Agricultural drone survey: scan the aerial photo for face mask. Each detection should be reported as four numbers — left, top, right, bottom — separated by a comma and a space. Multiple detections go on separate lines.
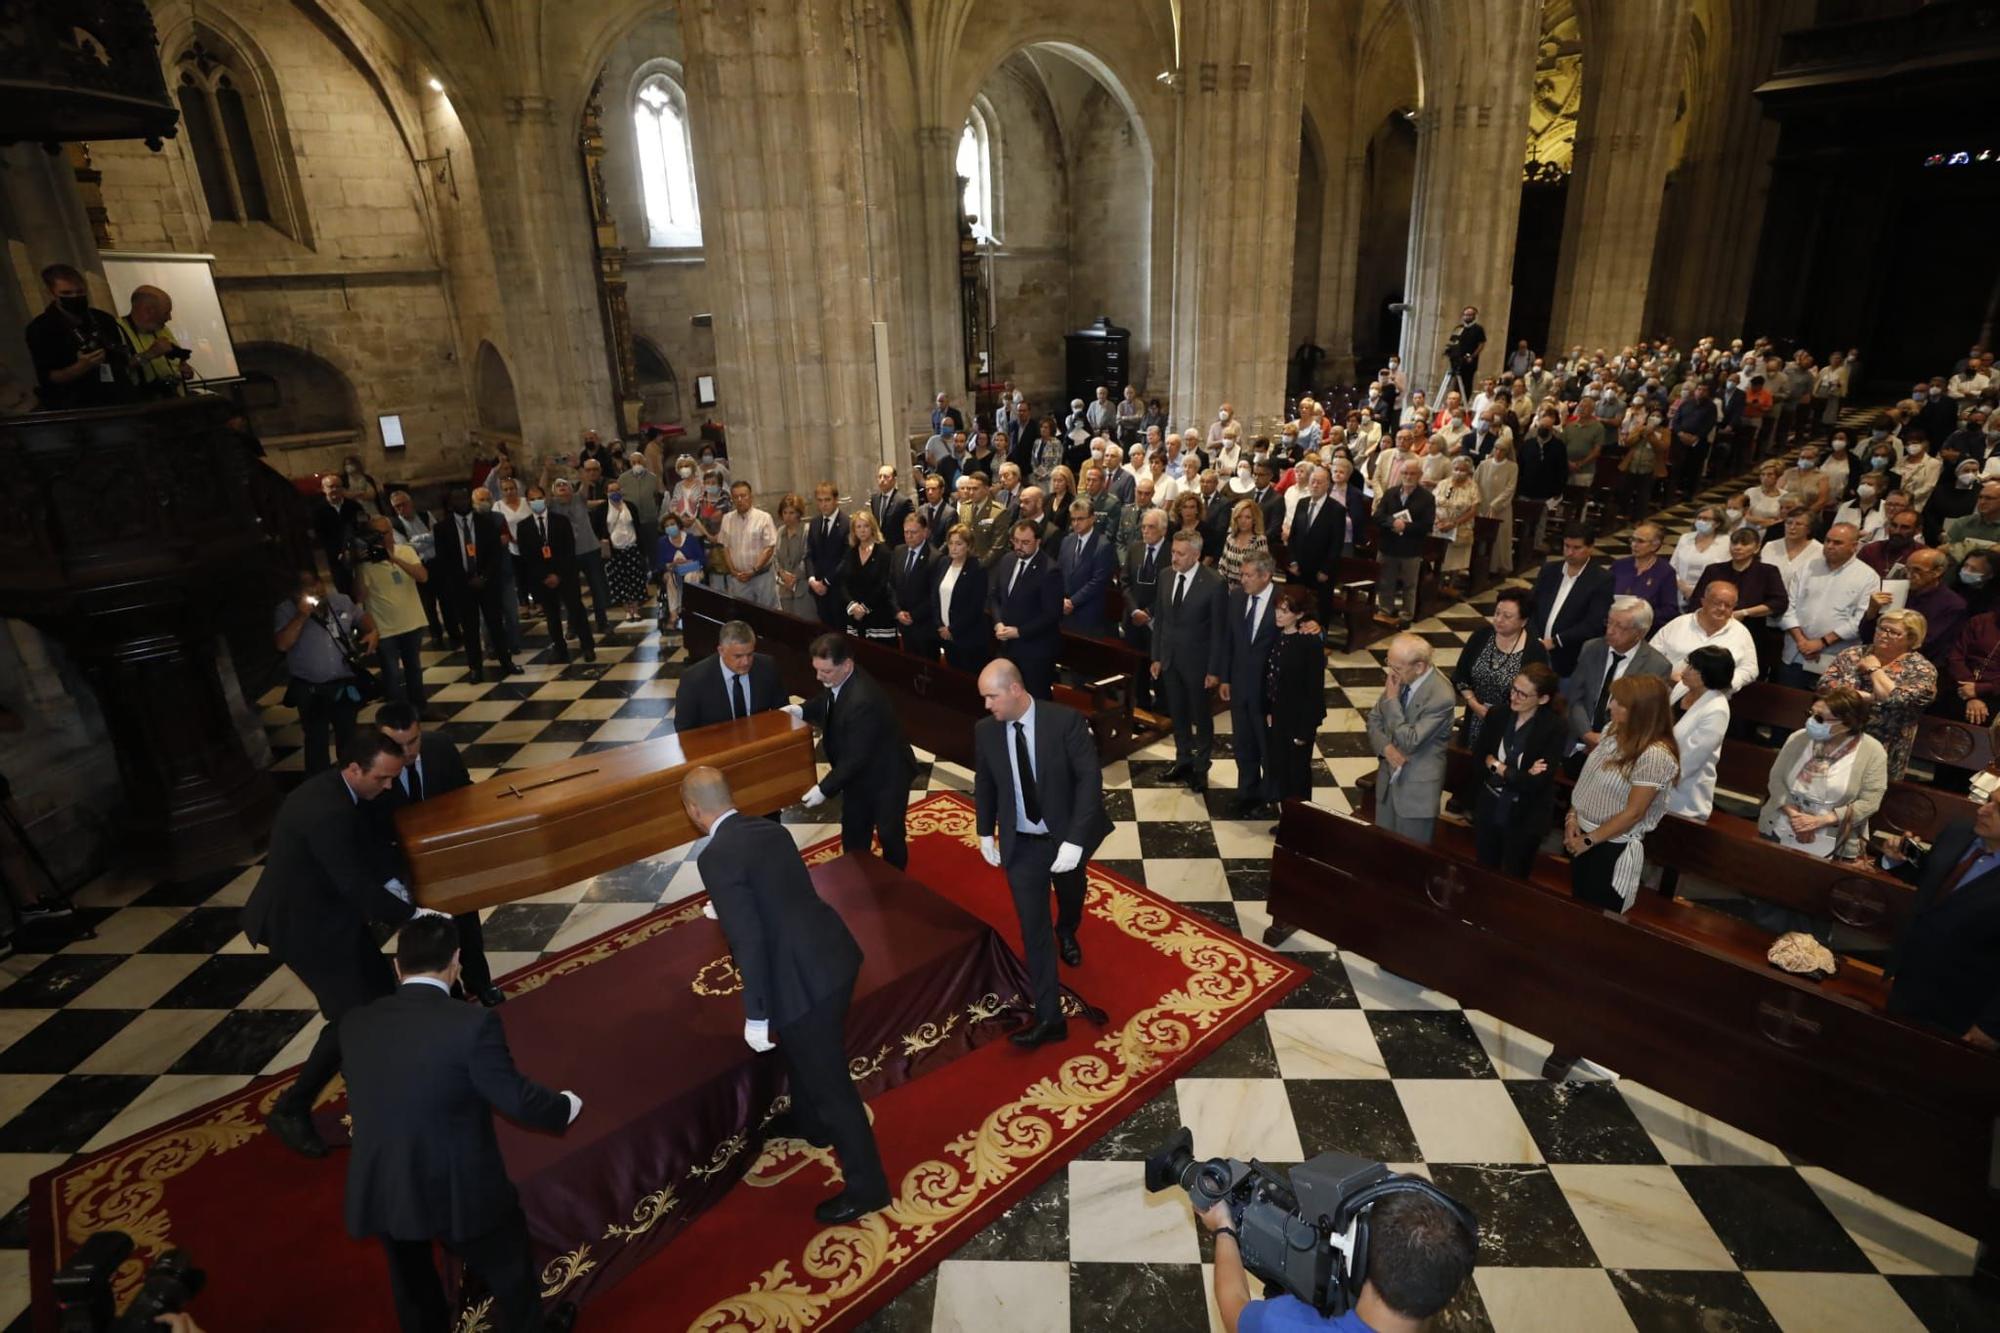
1961, 472, 1980, 489
1914, 390, 1928, 401
1694, 520, 1715, 536
1725, 508, 1743, 525
610, 495, 624, 505
1800, 454, 1819, 467
1908, 445, 1924, 457
1831, 439, 1847, 452
1236, 465, 1252, 481
529, 498, 547, 514
1871, 430, 1888, 441
57, 293, 88, 317
472, 500, 493, 514
1870, 457, 1890, 470
1963, 571, 1989, 588
1218, 411, 1230, 422
1857, 484, 1877, 501
679, 466, 694, 477
1648, 416, 1663, 427
664, 525, 680, 539
1804, 717, 1834, 742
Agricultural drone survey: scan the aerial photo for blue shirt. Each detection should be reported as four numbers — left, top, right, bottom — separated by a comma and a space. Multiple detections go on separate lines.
1240, 1296, 1375, 1333
1006, 702, 1050, 836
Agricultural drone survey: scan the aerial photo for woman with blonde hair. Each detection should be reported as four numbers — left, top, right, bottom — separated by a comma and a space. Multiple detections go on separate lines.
838, 508, 898, 641
1220, 497, 1270, 589
1817, 608, 1937, 779
1563, 673, 1680, 912
1434, 455, 1482, 594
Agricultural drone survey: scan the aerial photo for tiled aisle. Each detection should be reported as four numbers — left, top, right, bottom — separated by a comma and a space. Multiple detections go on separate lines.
0, 468, 1993, 1332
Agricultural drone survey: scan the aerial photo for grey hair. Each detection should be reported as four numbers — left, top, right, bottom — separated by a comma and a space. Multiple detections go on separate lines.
1608, 594, 1654, 632
718, 620, 757, 649
1242, 550, 1276, 576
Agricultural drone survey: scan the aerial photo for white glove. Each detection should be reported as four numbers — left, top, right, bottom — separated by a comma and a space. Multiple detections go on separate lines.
801, 783, 826, 808
384, 877, 412, 904
781, 703, 805, 720
979, 834, 1001, 867
1051, 841, 1084, 874
744, 1019, 775, 1053
561, 1091, 583, 1124
410, 905, 450, 921
702, 900, 719, 920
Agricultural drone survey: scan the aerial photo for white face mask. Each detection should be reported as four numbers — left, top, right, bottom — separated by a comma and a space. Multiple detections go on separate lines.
1236, 465, 1252, 481
1857, 484, 1877, 501
1218, 410, 1230, 422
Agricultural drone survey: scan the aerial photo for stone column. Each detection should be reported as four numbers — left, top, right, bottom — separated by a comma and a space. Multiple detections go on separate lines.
1644, 0, 1806, 343
1545, 0, 1691, 354
1315, 149, 1365, 384
1398, 0, 1541, 389
680, 0, 902, 496
1167, 0, 1312, 433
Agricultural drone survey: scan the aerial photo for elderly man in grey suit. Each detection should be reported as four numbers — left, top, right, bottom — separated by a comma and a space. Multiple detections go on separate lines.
1366, 633, 1456, 844
1565, 595, 1673, 770
1149, 529, 1225, 793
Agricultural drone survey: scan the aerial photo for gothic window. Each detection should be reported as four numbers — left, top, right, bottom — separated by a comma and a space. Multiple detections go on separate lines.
634, 74, 702, 247
175, 40, 276, 226
958, 107, 996, 242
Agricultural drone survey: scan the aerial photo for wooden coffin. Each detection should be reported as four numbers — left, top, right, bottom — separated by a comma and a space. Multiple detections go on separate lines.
396, 711, 816, 915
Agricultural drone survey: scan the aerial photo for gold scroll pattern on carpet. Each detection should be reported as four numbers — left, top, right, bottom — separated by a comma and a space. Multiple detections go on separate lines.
683, 796, 1286, 1331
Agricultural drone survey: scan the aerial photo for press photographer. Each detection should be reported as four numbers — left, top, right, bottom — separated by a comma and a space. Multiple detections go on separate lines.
51, 1228, 204, 1332
24, 263, 131, 411
115, 284, 196, 399
1148, 1128, 1477, 1332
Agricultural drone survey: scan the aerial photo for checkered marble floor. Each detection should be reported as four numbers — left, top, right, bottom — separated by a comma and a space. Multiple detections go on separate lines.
0, 461, 1993, 1331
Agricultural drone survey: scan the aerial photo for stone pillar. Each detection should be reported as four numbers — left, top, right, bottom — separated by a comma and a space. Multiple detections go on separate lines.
1398, 0, 1541, 389
1167, 0, 1312, 434
459, 93, 620, 443
1644, 0, 1806, 343
579, 80, 645, 435
1315, 150, 1365, 384
1545, 0, 1691, 354
680, 0, 902, 496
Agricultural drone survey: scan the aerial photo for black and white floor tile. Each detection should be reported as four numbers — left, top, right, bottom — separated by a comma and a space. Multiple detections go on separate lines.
1, 453, 1993, 1331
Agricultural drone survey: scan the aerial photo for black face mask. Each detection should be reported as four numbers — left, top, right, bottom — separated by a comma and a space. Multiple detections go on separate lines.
57, 293, 88, 317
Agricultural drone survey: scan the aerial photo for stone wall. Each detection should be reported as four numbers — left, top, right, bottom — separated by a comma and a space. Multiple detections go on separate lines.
982, 60, 1069, 409
1066, 81, 1151, 395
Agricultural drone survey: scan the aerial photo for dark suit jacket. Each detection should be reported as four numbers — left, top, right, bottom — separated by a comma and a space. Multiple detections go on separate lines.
972, 699, 1115, 861
377, 732, 471, 810
868, 491, 913, 543
1286, 493, 1346, 587
1059, 530, 1117, 633
697, 811, 862, 1026
1212, 585, 1280, 702
1527, 559, 1616, 677
803, 666, 915, 797
516, 512, 580, 589
242, 768, 412, 967
431, 510, 506, 589
804, 512, 851, 585
676, 651, 785, 733
1887, 820, 2000, 1036
1151, 563, 1225, 677
990, 549, 1064, 663
929, 556, 991, 657
341, 982, 570, 1243
1372, 484, 1437, 560
1267, 630, 1328, 742
1472, 705, 1569, 814
892, 543, 937, 634
919, 499, 956, 550
1122, 539, 1167, 632
1250, 487, 1285, 540
1564, 637, 1673, 747
1201, 492, 1233, 562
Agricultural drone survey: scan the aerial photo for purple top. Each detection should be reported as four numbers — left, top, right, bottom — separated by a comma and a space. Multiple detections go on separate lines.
1612, 556, 1680, 635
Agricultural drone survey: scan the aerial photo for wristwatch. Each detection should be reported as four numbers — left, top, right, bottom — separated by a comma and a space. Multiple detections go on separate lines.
1214, 1226, 1239, 1244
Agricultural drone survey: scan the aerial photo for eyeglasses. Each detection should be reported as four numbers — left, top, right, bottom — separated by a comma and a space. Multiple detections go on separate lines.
1508, 684, 1539, 699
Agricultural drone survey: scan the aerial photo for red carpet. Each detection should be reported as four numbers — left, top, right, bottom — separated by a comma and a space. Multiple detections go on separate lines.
29, 793, 1304, 1331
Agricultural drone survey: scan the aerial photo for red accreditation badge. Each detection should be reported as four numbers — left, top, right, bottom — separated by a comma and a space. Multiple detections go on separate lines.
542, 545, 554, 560
466, 541, 477, 558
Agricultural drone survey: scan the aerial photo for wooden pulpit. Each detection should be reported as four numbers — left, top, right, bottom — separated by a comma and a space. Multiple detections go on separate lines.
396, 711, 816, 915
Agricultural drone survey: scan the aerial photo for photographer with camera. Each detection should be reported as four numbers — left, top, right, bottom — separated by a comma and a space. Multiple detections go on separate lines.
114, 284, 195, 399
1150, 1127, 1476, 1333
274, 568, 378, 773
24, 262, 132, 411
352, 516, 433, 716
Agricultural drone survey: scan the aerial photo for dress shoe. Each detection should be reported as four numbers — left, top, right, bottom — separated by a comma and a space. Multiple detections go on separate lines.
813, 1188, 890, 1225
582, 650, 598, 663
266, 1105, 328, 1159
499, 660, 521, 677
466, 669, 486, 685
1009, 1018, 1069, 1050
545, 1302, 579, 1333
1057, 932, 1083, 967
1186, 771, 1208, 794
473, 984, 506, 1008
1160, 762, 1189, 783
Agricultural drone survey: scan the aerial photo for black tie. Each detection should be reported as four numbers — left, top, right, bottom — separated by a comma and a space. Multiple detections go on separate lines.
1142, 545, 1158, 583
731, 672, 748, 721
1009, 557, 1025, 599
1014, 721, 1042, 824
1175, 572, 1188, 608
1245, 592, 1258, 633
907, 548, 918, 577
461, 516, 475, 570
1594, 652, 1625, 730
408, 762, 423, 802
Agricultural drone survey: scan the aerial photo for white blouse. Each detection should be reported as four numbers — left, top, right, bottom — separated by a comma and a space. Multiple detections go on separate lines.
938, 560, 965, 619
1665, 684, 1731, 822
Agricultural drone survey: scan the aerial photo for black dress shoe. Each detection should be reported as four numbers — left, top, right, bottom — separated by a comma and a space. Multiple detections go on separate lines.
814, 1189, 890, 1225
466, 669, 485, 685
473, 984, 505, 1008
1058, 932, 1083, 967
1009, 1018, 1069, 1049
582, 650, 598, 663
1187, 771, 1208, 794
1161, 763, 1190, 783
266, 1105, 328, 1159
499, 660, 521, 677
544, 1301, 579, 1333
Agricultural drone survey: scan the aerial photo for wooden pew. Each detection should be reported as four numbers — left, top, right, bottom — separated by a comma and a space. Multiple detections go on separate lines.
1729, 680, 1995, 787
1267, 802, 2000, 1252
400, 711, 814, 915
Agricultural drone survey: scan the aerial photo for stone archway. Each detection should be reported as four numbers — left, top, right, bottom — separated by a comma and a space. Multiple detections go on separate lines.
473, 340, 522, 442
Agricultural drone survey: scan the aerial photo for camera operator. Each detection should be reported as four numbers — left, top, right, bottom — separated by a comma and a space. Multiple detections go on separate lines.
1198, 1191, 1475, 1333
1443, 305, 1486, 400
24, 263, 132, 411
115, 284, 195, 399
274, 568, 377, 773
352, 516, 432, 716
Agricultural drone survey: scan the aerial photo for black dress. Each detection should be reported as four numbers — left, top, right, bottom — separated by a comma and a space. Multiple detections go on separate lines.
1262, 629, 1327, 801
837, 543, 899, 640
1449, 627, 1549, 746
1470, 705, 1567, 876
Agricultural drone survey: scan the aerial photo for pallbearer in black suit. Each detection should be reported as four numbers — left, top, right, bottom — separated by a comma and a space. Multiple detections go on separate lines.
242, 730, 414, 1159
375, 701, 504, 1007
1150, 529, 1226, 793
893, 511, 938, 659
674, 621, 785, 733
973, 659, 1116, 1049
990, 521, 1064, 699
682, 767, 891, 1224
343, 915, 579, 1333
1880, 791, 2000, 1045
786, 633, 918, 867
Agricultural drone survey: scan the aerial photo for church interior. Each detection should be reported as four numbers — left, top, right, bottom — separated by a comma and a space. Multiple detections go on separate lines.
1, 0, 1999, 1328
